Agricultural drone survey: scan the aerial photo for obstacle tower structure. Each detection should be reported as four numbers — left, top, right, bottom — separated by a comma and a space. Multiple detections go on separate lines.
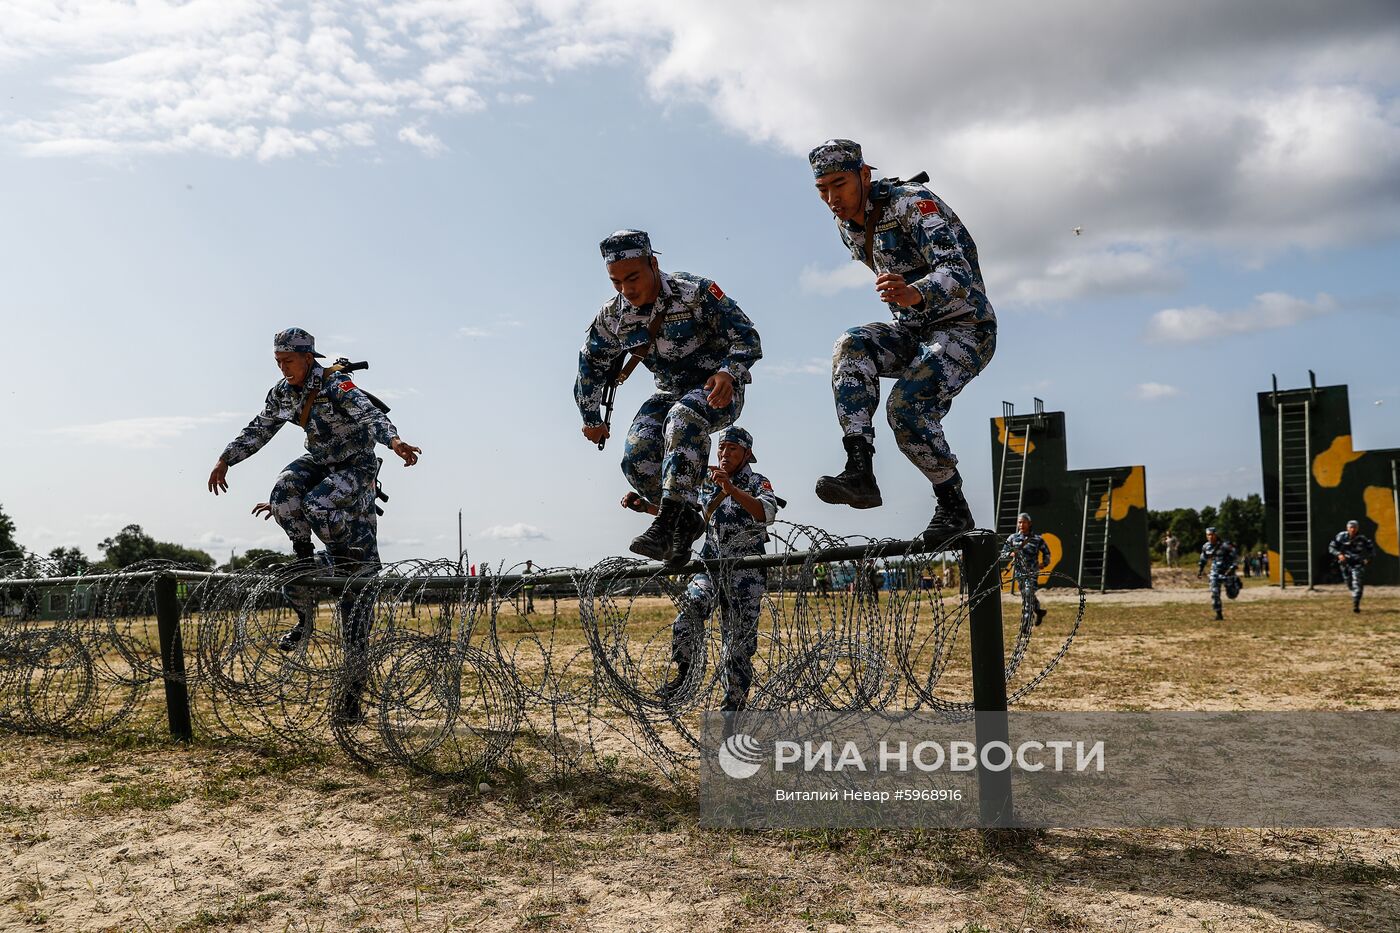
990, 399, 1151, 590
1258, 373, 1400, 588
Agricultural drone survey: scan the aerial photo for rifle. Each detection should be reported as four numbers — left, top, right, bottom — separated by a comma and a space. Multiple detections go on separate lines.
330, 358, 392, 415
596, 306, 665, 451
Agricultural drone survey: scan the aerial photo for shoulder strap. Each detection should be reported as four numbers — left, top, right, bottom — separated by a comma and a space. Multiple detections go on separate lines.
615, 307, 666, 387
297, 365, 342, 428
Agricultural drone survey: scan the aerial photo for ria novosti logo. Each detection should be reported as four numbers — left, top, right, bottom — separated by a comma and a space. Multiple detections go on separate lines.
717, 733, 764, 779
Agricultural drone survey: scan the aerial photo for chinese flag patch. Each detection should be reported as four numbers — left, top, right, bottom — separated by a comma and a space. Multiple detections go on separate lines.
761, 480, 773, 491
339, 380, 356, 391
916, 199, 940, 216
708, 282, 726, 301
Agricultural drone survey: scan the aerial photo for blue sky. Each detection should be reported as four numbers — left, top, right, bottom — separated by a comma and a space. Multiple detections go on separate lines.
2, 1, 1398, 567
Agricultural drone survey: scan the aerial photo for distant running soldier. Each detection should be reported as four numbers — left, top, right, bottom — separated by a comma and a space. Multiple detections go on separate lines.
1196, 527, 1240, 621
1329, 519, 1375, 613
638, 427, 779, 713
806, 139, 996, 546
208, 328, 421, 659
1001, 512, 1051, 627
577, 230, 762, 567
1161, 532, 1179, 568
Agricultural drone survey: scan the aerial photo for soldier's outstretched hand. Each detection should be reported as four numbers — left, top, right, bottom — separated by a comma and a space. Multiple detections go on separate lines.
390, 438, 421, 466
583, 424, 610, 445
705, 371, 734, 408
208, 459, 229, 495
252, 502, 273, 520
621, 491, 656, 515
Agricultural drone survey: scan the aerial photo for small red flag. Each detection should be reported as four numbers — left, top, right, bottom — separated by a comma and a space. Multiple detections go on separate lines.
916, 199, 939, 216
339, 380, 356, 391
708, 282, 726, 300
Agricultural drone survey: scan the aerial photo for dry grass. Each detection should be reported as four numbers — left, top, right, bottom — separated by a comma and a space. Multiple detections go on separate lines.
1, 579, 1397, 932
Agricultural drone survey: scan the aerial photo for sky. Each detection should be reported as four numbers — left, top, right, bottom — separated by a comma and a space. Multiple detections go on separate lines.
2, 0, 1398, 568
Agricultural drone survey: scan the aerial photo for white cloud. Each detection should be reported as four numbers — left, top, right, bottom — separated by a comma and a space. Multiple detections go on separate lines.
5, 0, 1398, 301
48, 412, 241, 449
798, 262, 870, 296
1147, 292, 1339, 343
766, 357, 830, 378
457, 326, 492, 338
1136, 382, 1181, 401
398, 124, 445, 156
479, 522, 548, 542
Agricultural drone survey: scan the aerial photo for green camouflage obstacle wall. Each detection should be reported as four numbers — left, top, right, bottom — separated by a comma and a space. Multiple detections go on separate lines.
989, 408, 1151, 590
1258, 380, 1400, 586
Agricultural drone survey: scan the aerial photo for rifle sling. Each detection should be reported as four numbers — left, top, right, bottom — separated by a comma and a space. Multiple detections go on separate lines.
861, 195, 887, 272
297, 364, 345, 429
615, 306, 666, 387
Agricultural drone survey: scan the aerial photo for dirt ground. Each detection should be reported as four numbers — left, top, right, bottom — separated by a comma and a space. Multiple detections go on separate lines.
2, 572, 1397, 932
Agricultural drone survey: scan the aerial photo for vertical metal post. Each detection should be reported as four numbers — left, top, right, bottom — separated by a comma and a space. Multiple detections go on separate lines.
964, 532, 1012, 827
1392, 460, 1399, 584
1278, 403, 1286, 589
154, 574, 193, 742
1303, 401, 1314, 589
1101, 483, 1113, 593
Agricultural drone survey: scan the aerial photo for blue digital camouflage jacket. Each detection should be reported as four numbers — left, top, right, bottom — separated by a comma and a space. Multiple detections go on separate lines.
835, 180, 995, 331
700, 464, 780, 560
221, 364, 399, 468
1000, 531, 1051, 577
1328, 531, 1375, 565
1198, 539, 1239, 574
575, 271, 762, 425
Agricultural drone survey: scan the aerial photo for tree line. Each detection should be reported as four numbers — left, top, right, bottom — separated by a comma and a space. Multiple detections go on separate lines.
0, 503, 292, 575
1146, 493, 1266, 558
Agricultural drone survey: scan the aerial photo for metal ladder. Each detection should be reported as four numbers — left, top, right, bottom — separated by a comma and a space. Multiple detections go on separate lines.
1277, 399, 1312, 588
1079, 475, 1114, 592
995, 404, 1032, 536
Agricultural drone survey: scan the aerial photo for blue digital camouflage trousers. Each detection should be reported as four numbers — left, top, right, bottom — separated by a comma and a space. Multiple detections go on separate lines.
623, 385, 743, 506
1341, 563, 1365, 602
1208, 569, 1241, 613
832, 319, 995, 484
671, 568, 765, 709
269, 454, 380, 562
1015, 572, 1041, 625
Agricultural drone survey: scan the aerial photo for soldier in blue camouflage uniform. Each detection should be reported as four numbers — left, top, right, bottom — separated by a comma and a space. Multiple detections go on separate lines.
208, 328, 421, 656
1196, 527, 1240, 620
635, 427, 779, 712
1329, 519, 1376, 613
807, 140, 996, 546
577, 230, 762, 567
1001, 512, 1051, 628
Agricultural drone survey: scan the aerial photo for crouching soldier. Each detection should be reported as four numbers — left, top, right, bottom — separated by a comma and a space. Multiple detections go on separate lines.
628, 428, 779, 712
208, 328, 421, 657
1196, 527, 1240, 621
1329, 519, 1375, 613
577, 230, 762, 566
1001, 512, 1051, 628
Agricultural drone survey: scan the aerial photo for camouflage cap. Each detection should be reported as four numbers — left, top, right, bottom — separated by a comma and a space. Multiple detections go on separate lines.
808, 138, 873, 178
1205, 526, 1218, 535
273, 327, 324, 358
718, 426, 757, 462
1017, 512, 1032, 523
1347, 519, 1359, 528
599, 229, 657, 264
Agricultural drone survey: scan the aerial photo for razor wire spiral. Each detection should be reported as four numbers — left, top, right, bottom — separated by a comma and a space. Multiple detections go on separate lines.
0, 525, 1085, 783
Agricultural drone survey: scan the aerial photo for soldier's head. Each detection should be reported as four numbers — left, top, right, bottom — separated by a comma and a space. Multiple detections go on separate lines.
1205, 527, 1219, 544
717, 426, 756, 474
272, 327, 324, 387
809, 139, 873, 224
1017, 512, 1032, 534
1347, 519, 1359, 538
600, 229, 661, 307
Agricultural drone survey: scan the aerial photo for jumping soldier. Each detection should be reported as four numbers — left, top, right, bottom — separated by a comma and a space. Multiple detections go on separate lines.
1196, 527, 1240, 621
632, 427, 779, 713
208, 328, 421, 658
576, 230, 762, 566
1001, 512, 1051, 627
1329, 519, 1375, 613
806, 139, 996, 546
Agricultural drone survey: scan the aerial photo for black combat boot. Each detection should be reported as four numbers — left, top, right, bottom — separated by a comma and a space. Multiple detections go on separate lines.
331, 683, 366, 726
815, 435, 882, 509
1353, 597, 1361, 614
1214, 609, 1224, 621
657, 660, 690, 701
920, 472, 976, 548
630, 498, 682, 561
279, 539, 319, 651
666, 501, 705, 569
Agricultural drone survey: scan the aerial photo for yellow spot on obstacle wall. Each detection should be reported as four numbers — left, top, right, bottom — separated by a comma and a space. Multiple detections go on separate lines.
1266, 549, 1293, 585
1094, 466, 1147, 521
994, 417, 1036, 457
1312, 435, 1364, 488
1365, 485, 1399, 557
